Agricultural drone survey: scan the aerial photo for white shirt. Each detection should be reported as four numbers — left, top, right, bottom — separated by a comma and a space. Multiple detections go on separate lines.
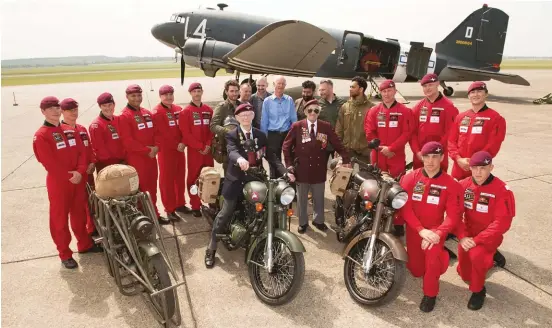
241, 125, 253, 139
307, 119, 317, 135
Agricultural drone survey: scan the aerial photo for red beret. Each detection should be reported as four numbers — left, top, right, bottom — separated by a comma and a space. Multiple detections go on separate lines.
379, 79, 395, 91
420, 73, 439, 85
469, 151, 492, 166
159, 85, 174, 96
60, 98, 79, 110
421, 141, 444, 156
235, 103, 253, 116
125, 84, 142, 95
97, 92, 114, 105
468, 81, 487, 94
188, 82, 202, 92
40, 96, 60, 110
304, 99, 319, 108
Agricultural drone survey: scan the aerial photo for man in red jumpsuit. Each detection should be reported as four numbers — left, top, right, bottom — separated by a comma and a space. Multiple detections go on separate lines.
454, 151, 515, 310
399, 141, 463, 312
33, 96, 101, 269
153, 84, 192, 221
409, 73, 459, 172
118, 84, 170, 225
60, 98, 98, 235
364, 79, 413, 235
179, 82, 215, 217
89, 92, 126, 173
448, 81, 507, 180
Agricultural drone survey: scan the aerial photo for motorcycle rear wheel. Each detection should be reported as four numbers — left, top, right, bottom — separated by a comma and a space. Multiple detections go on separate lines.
248, 238, 305, 306
343, 237, 406, 306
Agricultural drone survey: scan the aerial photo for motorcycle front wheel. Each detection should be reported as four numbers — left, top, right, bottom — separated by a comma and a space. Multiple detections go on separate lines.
343, 237, 406, 306
248, 238, 305, 306
142, 253, 177, 321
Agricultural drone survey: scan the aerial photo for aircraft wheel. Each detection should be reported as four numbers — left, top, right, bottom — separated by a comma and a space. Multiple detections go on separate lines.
443, 86, 454, 97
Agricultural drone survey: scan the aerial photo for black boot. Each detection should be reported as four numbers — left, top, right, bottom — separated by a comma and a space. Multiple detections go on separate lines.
468, 286, 486, 310
168, 212, 181, 221
158, 216, 171, 225
192, 210, 203, 218
62, 258, 78, 269
420, 295, 437, 312
445, 246, 457, 260
205, 249, 216, 268
493, 250, 506, 268
175, 206, 192, 214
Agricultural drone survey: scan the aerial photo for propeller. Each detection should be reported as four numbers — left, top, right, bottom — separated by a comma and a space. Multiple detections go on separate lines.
173, 37, 186, 86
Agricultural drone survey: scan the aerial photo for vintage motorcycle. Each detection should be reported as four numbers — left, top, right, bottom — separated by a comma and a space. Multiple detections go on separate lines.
328, 138, 410, 306
87, 165, 184, 327
192, 157, 306, 306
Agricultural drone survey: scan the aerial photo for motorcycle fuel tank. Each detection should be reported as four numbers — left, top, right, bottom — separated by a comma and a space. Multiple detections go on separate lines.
359, 178, 380, 203
243, 181, 268, 203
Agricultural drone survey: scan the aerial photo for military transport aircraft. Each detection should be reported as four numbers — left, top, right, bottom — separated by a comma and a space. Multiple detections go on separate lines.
151, 3, 530, 97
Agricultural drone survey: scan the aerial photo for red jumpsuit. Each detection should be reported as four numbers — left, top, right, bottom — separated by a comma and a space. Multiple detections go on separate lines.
399, 168, 463, 297
153, 103, 187, 214
33, 121, 93, 260
179, 102, 214, 210
455, 175, 515, 292
409, 93, 459, 171
448, 105, 506, 180
364, 100, 413, 178
119, 104, 160, 216
89, 113, 126, 172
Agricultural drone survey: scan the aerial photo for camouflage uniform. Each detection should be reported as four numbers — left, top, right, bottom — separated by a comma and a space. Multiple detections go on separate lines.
335, 94, 375, 164
209, 99, 241, 172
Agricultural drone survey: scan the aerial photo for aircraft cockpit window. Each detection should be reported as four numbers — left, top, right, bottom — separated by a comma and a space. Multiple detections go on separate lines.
170, 14, 177, 21
176, 16, 183, 23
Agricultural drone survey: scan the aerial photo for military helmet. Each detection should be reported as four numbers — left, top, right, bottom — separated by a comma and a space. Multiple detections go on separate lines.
223, 115, 239, 127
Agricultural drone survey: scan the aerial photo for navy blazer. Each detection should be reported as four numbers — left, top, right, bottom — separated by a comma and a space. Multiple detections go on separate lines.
222, 126, 287, 199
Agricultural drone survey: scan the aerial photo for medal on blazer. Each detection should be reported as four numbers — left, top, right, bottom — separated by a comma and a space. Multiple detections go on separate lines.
316, 133, 328, 149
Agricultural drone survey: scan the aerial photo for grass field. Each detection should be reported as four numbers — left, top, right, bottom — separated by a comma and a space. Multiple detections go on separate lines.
2, 59, 551, 87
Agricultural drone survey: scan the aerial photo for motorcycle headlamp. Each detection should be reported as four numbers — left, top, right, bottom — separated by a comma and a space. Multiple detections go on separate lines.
387, 183, 408, 209
275, 181, 295, 206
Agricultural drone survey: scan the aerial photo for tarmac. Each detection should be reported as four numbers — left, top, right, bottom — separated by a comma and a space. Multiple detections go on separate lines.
2, 69, 552, 328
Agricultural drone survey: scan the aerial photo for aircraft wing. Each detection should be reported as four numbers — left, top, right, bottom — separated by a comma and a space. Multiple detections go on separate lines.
222, 20, 338, 76
441, 65, 531, 86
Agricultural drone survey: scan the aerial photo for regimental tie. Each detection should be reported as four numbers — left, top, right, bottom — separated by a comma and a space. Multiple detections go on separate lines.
310, 123, 316, 140
246, 132, 256, 166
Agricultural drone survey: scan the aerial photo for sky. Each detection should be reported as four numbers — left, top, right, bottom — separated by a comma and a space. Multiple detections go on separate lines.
1, 0, 551, 60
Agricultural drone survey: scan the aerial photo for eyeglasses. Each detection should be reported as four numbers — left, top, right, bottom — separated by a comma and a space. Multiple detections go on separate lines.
307, 108, 320, 114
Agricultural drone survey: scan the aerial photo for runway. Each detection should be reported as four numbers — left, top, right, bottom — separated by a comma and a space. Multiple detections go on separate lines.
2, 69, 552, 328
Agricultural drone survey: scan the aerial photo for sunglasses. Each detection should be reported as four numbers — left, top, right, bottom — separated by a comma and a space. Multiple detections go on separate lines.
307, 108, 320, 114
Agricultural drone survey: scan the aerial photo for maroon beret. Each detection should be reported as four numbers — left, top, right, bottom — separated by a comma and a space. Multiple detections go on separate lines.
97, 92, 114, 105
420, 73, 439, 85
188, 82, 202, 92
304, 99, 319, 108
421, 141, 444, 156
469, 151, 492, 166
60, 98, 79, 110
125, 84, 142, 95
159, 85, 174, 96
379, 79, 395, 91
468, 81, 487, 94
235, 103, 253, 116
40, 96, 60, 110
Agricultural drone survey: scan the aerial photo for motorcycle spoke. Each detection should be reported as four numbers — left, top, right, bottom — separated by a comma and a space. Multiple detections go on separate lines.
252, 239, 295, 298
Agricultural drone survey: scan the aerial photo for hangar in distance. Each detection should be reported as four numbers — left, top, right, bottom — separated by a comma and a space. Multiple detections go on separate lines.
151, 3, 530, 96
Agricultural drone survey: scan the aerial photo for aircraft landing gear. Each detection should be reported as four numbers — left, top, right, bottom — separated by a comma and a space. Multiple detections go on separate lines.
441, 81, 454, 97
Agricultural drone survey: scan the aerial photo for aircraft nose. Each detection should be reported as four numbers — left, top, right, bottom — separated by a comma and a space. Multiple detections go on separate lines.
151, 22, 185, 48
151, 23, 165, 40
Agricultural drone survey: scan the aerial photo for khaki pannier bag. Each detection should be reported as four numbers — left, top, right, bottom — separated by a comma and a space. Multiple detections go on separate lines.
95, 164, 140, 199
329, 166, 353, 197
198, 167, 221, 204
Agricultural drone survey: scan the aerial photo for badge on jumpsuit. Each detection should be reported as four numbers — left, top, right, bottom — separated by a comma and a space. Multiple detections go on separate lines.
377, 112, 386, 127
412, 181, 425, 201
464, 188, 475, 209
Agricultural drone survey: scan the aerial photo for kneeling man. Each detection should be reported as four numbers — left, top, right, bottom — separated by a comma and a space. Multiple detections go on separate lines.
455, 151, 515, 310
399, 141, 463, 312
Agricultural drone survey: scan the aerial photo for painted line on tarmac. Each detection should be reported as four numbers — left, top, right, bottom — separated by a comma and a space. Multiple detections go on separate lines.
1, 254, 58, 265
500, 266, 552, 297
2, 185, 46, 192
171, 222, 199, 328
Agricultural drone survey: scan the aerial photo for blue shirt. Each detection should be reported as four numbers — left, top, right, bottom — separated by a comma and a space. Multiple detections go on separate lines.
260, 94, 297, 134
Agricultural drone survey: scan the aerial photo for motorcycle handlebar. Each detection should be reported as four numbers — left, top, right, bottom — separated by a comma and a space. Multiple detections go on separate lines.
351, 157, 375, 172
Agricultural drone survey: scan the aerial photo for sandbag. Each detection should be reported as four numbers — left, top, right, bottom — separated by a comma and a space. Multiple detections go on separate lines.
95, 164, 140, 199
198, 167, 221, 204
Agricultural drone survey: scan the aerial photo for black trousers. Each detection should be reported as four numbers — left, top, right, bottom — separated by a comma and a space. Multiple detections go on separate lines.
208, 197, 238, 250
267, 130, 288, 178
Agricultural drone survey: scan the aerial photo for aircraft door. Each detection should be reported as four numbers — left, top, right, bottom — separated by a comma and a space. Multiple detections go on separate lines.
337, 31, 363, 72
406, 42, 433, 80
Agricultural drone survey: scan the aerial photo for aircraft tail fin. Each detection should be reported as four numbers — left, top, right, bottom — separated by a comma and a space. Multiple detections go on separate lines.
436, 4, 509, 71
